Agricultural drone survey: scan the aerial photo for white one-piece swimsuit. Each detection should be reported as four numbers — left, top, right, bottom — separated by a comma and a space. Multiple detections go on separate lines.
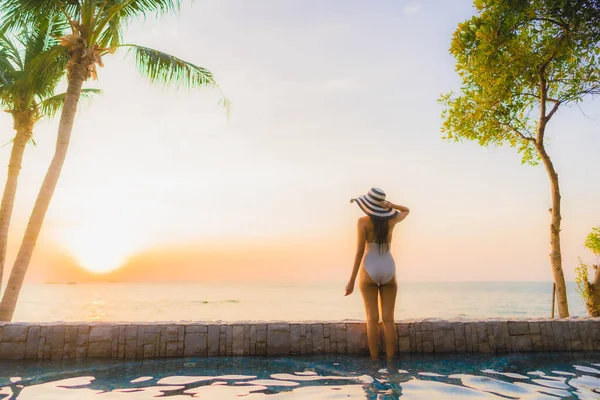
363, 242, 396, 285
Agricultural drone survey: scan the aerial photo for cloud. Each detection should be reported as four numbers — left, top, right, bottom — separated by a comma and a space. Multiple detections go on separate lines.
404, 2, 420, 15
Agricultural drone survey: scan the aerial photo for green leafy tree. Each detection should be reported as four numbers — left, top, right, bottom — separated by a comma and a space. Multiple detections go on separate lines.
440, 0, 600, 317
0, 16, 99, 296
575, 227, 600, 316
0, 0, 223, 321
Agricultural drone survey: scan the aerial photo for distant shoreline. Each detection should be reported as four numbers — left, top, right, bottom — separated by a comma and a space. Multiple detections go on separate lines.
38, 280, 574, 284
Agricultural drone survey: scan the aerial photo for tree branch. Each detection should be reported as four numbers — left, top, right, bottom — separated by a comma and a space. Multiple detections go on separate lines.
545, 101, 561, 122
537, 70, 548, 143
559, 86, 600, 104
518, 91, 559, 103
519, 92, 538, 99
532, 17, 568, 29
494, 116, 535, 142
507, 123, 536, 142
540, 32, 567, 73
575, 102, 597, 121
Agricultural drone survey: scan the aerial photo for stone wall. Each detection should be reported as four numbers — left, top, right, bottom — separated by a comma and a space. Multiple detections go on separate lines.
0, 319, 598, 360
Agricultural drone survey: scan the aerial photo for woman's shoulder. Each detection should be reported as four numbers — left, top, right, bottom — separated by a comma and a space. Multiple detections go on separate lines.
357, 216, 370, 225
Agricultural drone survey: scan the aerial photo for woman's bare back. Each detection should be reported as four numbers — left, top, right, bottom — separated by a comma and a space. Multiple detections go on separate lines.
359, 215, 401, 243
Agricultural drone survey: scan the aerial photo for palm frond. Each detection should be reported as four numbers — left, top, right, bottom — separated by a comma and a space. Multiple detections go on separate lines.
96, 12, 123, 49
103, 0, 181, 20
0, 58, 13, 89
92, 0, 181, 46
23, 13, 68, 66
122, 44, 217, 89
38, 88, 102, 118
0, 32, 23, 70
0, 0, 70, 34
218, 96, 232, 120
0, 41, 18, 88
0, 31, 23, 108
17, 44, 69, 104
0, 10, 71, 111
81, 0, 97, 31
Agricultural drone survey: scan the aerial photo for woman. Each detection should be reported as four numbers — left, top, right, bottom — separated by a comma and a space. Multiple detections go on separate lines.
345, 188, 410, 359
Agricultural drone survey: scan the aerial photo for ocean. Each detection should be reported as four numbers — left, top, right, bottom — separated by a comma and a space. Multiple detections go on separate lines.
10, 281, 588, 322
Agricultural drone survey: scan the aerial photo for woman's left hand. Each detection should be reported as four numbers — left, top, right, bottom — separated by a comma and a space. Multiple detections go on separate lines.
381, 200, 394, 209
345, 280, 355, 296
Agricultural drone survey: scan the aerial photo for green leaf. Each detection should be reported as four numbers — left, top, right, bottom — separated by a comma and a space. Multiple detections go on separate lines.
0, 14, 69, 114
584, 226, 600, 256
121, 44, 217, 89
38, 88, 103, 118
102, 0, 181, 19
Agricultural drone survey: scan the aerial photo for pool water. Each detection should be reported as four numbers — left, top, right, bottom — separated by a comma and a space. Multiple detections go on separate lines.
1, 354, 599, 399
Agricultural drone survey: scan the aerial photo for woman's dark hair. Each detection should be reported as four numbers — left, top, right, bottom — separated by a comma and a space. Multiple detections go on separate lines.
370, 216, 389, 254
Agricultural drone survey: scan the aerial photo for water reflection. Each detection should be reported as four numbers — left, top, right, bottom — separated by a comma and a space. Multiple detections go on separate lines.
0, 353, 599, 399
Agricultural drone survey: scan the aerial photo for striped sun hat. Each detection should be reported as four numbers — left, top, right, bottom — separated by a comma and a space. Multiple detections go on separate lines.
350, 188, 399, 219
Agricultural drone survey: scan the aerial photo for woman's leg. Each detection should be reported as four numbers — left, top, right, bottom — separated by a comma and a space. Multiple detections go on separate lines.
379, 277, 398, 358
359, 268, 380, 358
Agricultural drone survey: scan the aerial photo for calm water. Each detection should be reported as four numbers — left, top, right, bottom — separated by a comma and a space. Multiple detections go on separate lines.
1, 354, 600, 399
12, 281, 586, 322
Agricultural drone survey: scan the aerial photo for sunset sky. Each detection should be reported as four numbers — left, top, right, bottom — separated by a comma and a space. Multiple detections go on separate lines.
0, 0, 598, 284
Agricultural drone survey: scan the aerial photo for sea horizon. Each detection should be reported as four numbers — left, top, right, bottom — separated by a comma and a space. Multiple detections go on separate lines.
9, 281, 588, 323
35, 279, 575, 284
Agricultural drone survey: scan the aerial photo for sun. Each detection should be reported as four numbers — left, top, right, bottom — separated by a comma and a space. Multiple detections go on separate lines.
58, 213, 151, 274
65, 232, 139, 273
49, 172, 167, 274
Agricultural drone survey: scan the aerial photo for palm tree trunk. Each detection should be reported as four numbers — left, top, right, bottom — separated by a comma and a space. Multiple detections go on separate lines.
537, 142, 569, 318
0, 59, 89, 321
0, 112, 34, 296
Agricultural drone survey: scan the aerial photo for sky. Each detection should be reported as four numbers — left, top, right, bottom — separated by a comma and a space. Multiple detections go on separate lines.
0, 0, 598, 284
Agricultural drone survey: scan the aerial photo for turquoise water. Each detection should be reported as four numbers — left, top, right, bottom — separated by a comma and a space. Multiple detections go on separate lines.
14, 281, 587, 322
1, 354, 600, 398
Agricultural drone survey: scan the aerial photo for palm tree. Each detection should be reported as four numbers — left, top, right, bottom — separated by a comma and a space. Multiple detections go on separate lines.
0, 16, 100, 296
0, 0, 221, 321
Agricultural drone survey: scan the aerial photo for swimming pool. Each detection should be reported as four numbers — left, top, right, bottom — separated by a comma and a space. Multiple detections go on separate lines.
1, 353, 599, 399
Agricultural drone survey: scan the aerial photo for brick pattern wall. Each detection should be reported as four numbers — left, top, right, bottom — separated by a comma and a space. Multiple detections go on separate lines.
0, 319, 598, 360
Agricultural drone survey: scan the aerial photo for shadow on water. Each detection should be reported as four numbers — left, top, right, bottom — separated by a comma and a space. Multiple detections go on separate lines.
1, 353, 600, 399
